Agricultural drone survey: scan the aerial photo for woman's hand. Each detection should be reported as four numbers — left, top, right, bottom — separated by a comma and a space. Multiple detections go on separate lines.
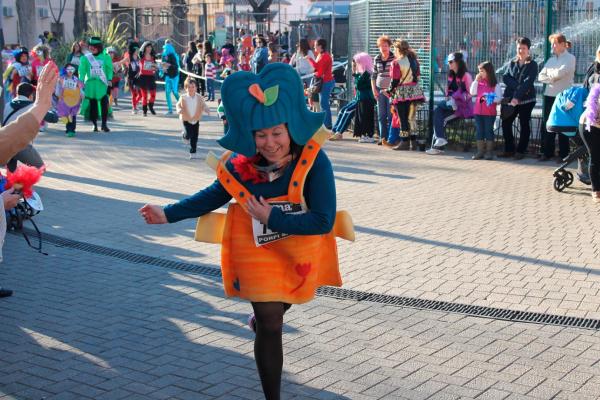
246, 196, 272, 225
510, 98, 519, 106
2, 188, 20, 210
139, 204, 168, 224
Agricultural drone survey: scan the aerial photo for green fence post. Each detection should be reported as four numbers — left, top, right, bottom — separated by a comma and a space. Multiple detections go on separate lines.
428, 0, 435, 139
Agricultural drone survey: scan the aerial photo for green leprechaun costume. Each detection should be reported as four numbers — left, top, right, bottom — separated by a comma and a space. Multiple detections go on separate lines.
78, 37, 113, 131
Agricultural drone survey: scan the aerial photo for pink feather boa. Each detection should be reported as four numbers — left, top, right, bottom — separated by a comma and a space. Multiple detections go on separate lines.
585, 83, 600, 131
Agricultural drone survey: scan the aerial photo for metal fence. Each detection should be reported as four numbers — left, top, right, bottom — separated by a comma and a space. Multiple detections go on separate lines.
349, 0, 600, 149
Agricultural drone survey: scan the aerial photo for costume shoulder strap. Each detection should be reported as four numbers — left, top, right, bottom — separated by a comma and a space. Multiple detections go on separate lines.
213, 151, 252, 210
287, 127, 329, 205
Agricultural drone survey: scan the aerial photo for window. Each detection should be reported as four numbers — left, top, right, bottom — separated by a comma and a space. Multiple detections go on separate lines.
160, 9, 169, 25
143, 8, 153, 25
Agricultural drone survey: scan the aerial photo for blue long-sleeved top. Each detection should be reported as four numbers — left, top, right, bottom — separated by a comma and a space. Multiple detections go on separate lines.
164, 149, 336, 235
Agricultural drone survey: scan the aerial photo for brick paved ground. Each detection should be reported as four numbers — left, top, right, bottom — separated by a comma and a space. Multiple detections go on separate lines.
2, 95, 600, 399
26, 97, 600, 318
3, 235, 600, 400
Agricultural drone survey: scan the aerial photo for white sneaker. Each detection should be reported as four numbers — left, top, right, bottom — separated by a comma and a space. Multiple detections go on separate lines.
358, 136, 374, 143
132, 109, 138, 115
39, 125, 46, 132
329, 133, 343, 141
189, 153, 200, 159
426, 148, 443, 155
434, 138, 448, 147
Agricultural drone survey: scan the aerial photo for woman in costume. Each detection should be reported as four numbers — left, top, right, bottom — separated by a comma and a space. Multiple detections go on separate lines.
31, 44, 52, 86
3, 47, 32, 101
138, 41, 158, 116
161, 40, 181, 115
127, 46, 141, 114
139, 63, 353, 400
78, 37, 113, 132
55, 63, 84, 137
386, 39, 425, 150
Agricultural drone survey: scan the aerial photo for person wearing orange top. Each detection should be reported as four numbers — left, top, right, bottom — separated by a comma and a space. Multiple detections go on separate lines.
139, 63, 353, 399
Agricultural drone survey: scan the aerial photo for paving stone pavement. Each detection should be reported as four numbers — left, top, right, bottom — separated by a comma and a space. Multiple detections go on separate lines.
23, 96, 600, 319
3, 234, 600, 400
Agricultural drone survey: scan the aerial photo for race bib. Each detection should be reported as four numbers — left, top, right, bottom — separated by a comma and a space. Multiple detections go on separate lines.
252, 202, 305, 246
91, 64, 103, 78
143, 61, 154, 71
63, 79, 78, 89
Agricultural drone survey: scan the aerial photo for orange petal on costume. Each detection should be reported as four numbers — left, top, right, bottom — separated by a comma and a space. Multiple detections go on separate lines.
248, 83, 265, 104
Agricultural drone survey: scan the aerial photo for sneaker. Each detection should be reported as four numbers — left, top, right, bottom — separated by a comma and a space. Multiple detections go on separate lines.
131, 109, 138, 115
247, 313, 257, 332
65, 131, 75, 138
358, 136, 374, 143
39, 126, 46, 132
329, 133, 343, 141
426, 148, 443, 155
189, 153, 200, 159
433, 137, 448, 147
165, 111, 174, 115
0, 287, 13, 298
513, 152, 525, 160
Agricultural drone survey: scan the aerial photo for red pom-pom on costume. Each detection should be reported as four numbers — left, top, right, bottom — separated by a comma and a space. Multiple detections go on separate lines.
231, 154, 268, 184
6, 165, 45, 198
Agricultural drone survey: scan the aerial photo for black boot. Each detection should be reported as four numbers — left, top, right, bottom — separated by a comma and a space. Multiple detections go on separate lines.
92, 122, 99, 132
143, 104, 148, 116
101, 124, 110, 132
149, 102, 156, 115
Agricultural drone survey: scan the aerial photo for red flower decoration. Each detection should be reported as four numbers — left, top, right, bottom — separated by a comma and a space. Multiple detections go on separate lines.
6, 165, 45, 198
295, 263, 311, 277
231, 154, 268, 184
291, 262, 311, 294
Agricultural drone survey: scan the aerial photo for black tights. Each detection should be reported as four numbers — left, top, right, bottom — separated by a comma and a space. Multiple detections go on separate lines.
251, 302, 291, 400
89, 95, 109, 128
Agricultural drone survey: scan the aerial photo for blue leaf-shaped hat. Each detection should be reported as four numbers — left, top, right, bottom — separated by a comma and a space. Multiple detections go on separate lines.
219, 63, 325, 157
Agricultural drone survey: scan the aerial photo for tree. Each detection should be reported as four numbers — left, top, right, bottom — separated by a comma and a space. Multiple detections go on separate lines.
48, 0, 67, 40
16, 0, 37, 48
73, 0, 87, 39
248, 0, 273, 26
170, 0, 189, 53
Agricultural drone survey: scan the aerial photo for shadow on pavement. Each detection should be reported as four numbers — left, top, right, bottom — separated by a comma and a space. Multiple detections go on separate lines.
0, 238, 343, 400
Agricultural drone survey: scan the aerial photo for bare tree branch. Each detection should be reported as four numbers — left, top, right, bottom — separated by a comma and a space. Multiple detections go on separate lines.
48, 0, 67, 24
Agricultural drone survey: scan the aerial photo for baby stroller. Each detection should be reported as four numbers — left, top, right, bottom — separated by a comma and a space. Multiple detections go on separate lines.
546, 86, 591, 192
552, 134, 590, 192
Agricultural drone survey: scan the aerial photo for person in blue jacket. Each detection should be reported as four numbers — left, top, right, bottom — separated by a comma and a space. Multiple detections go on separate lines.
250, 37, 269, 74
161, 40, 181, 115
499, 37, 539, 159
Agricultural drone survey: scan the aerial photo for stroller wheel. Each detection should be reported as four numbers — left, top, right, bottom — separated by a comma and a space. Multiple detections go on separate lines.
564, 171, 574, 187
554, 177, 567, 192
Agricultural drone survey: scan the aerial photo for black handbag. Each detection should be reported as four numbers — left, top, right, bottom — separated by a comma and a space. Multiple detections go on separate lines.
309, 77, 323, 95
500, 99, 516, 121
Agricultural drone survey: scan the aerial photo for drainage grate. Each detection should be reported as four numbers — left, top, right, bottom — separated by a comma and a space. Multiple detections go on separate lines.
16, 228, 221, 277
17, 229, 600, 330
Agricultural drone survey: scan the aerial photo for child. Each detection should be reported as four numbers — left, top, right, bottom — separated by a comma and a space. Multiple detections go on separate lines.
352, 52, 376, 143
216, 98, 227, 134
204, 53, 216, 101
176, 78, 210, 159
383, 105, 401, 147
55, 64, 84, 137
470, 61, 502, 159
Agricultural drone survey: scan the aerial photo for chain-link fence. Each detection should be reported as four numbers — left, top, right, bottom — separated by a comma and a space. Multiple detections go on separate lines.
349, 0, 600, 150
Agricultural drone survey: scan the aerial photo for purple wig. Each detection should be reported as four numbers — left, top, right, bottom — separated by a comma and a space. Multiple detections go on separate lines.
585, 83, 600, 131
353, 52, 373, 74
